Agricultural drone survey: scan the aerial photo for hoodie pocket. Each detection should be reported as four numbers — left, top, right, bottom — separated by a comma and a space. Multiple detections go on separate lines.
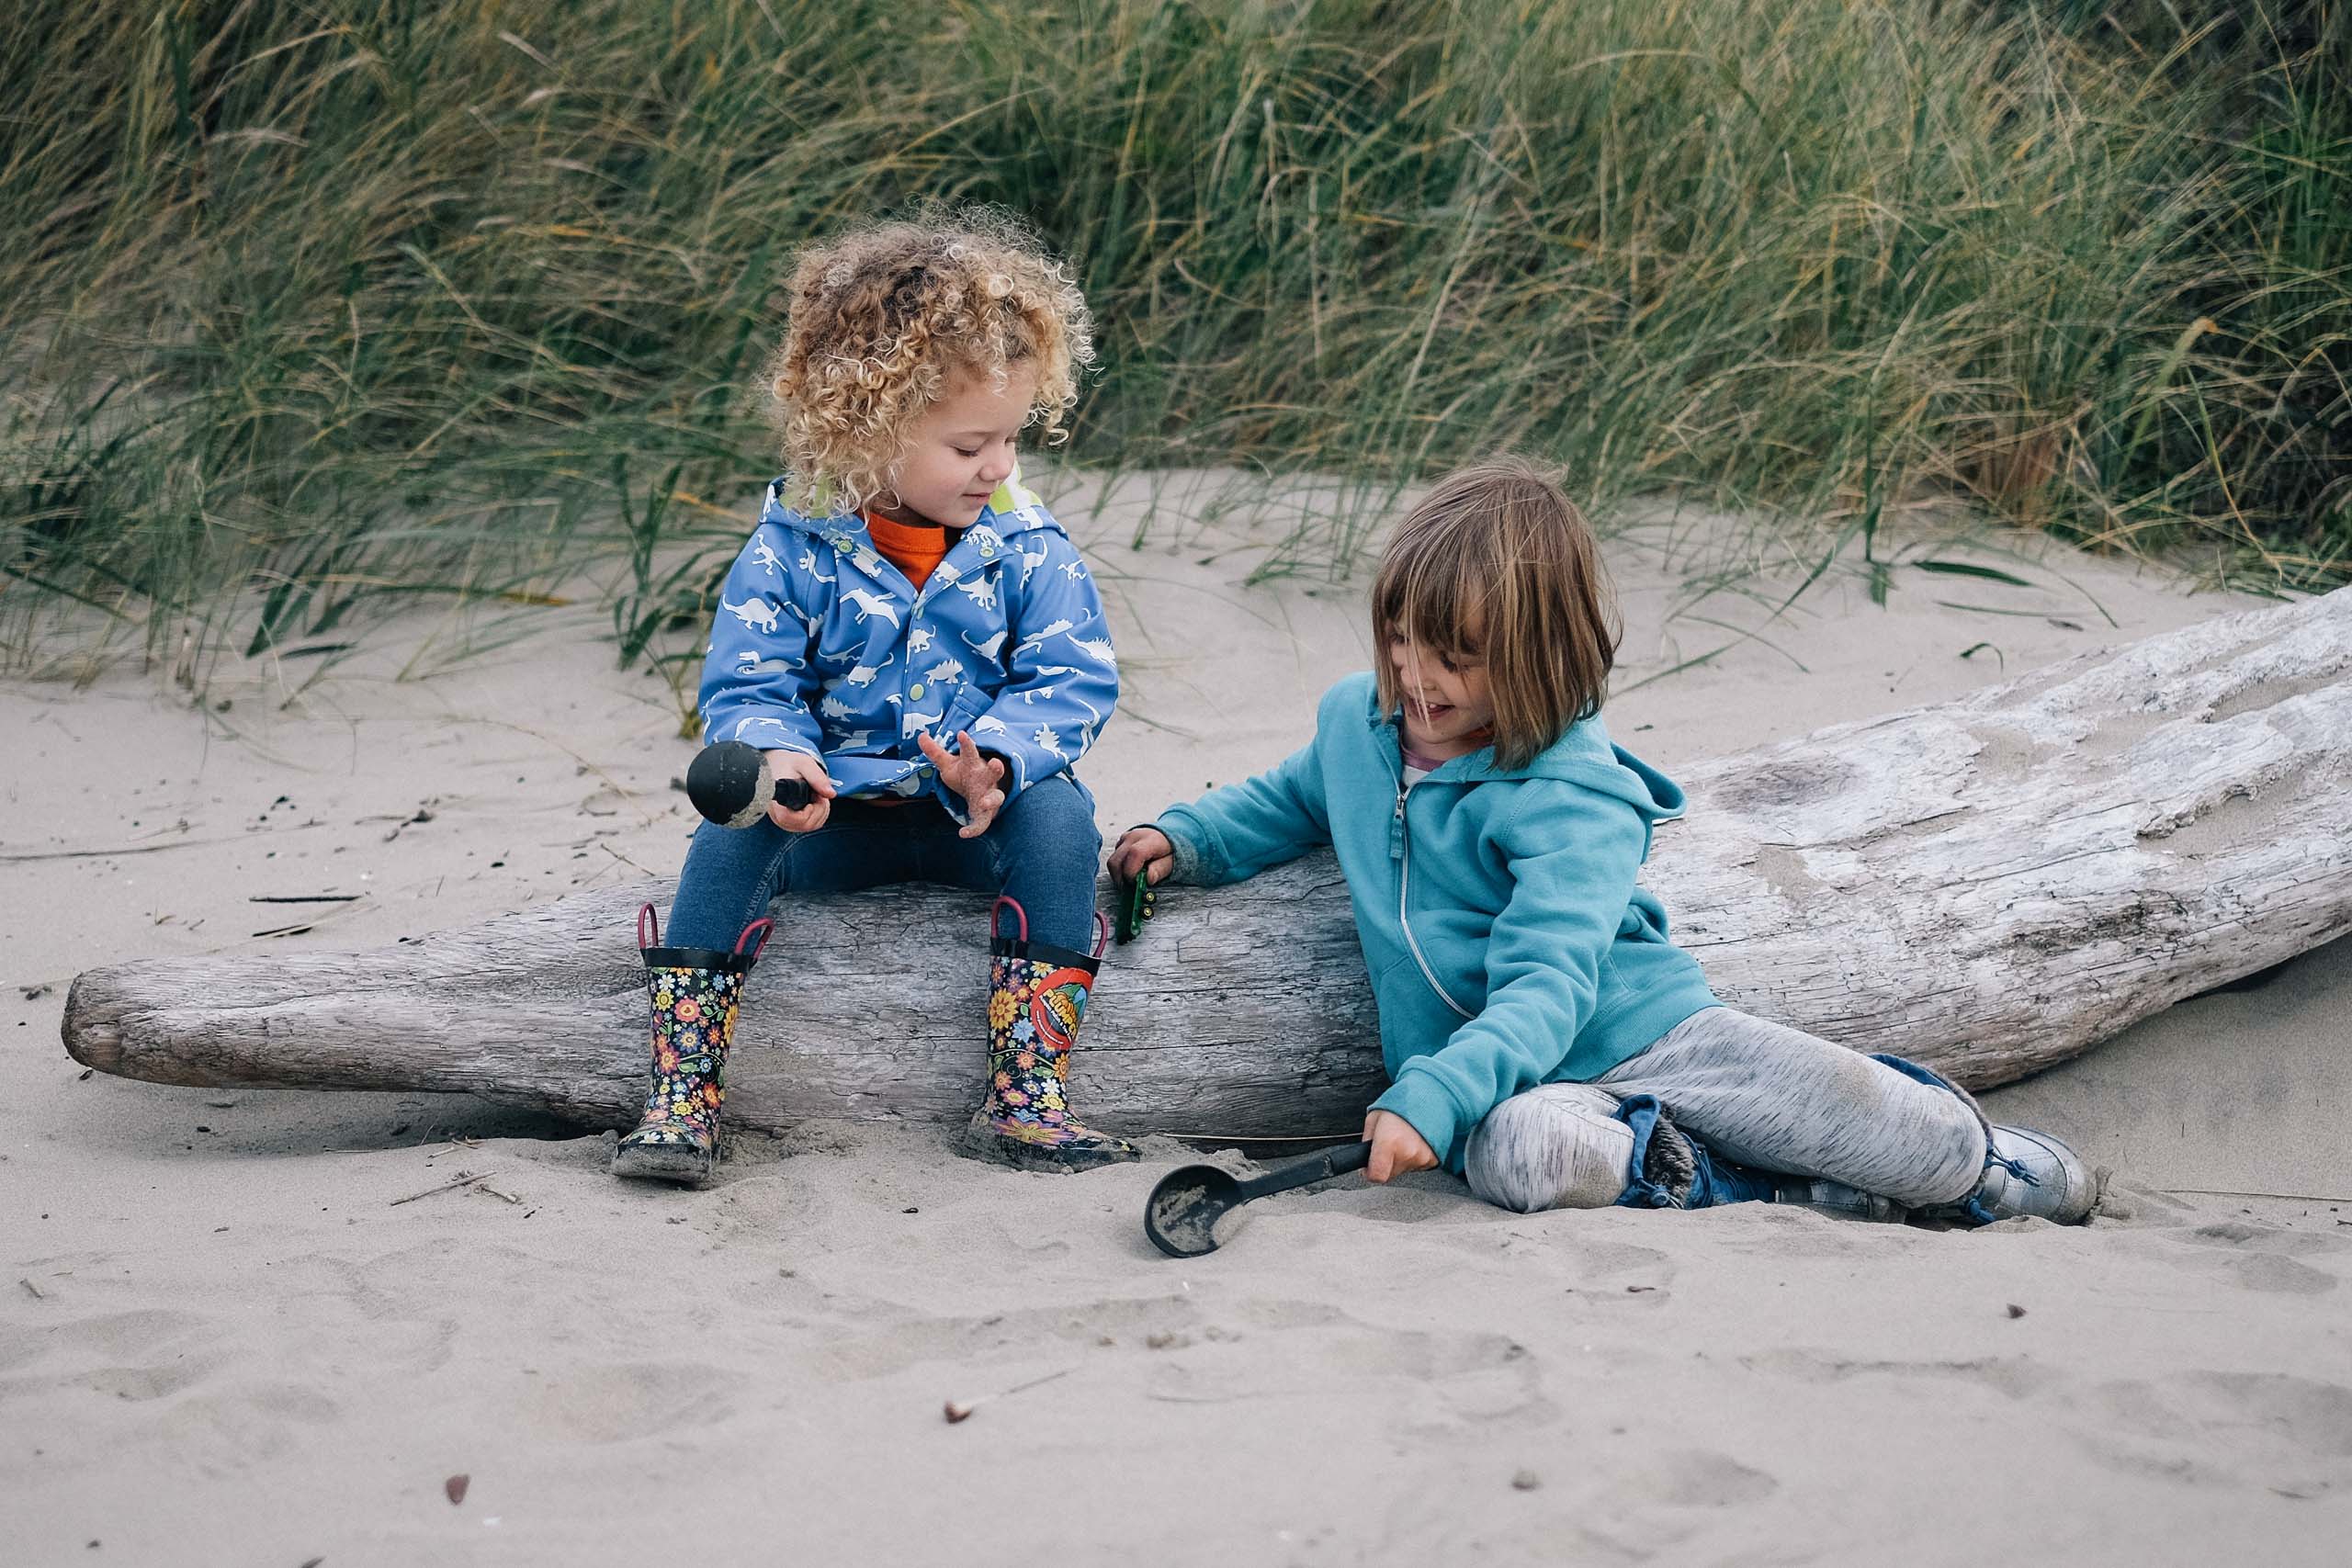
1371, 951, 1471, 1075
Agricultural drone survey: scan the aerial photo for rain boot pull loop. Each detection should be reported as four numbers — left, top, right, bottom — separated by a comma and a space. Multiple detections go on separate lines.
990, 895, 1029, 945
1091, 910, 1111, 961
636, 903, 661, 953
733, 918, 775, 964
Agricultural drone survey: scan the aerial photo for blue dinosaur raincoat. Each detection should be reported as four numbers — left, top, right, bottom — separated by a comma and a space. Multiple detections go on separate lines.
697, 470, 1118, 818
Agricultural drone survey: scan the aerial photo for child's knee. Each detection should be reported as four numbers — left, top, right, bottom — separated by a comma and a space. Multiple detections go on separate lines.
1003, 774, 1100, 850
1916, 1089, 1992, 1204
1465, 1083, 1634, 1214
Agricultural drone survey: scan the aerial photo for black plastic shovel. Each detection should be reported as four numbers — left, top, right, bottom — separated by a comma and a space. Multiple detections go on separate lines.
685, 739, 813, 829
1144, 1141, 1374, 1258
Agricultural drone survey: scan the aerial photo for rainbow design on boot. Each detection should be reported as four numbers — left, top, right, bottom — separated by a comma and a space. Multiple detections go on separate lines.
966, 897, 1138, 1173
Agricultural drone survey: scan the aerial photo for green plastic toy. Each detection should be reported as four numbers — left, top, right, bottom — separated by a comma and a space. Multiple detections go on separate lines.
1114, 872, 1157, 944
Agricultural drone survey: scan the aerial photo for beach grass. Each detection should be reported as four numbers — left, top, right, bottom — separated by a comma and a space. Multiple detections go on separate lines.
1, 0, 2344, 668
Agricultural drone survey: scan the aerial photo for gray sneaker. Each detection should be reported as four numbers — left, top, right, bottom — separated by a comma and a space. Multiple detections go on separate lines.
1944, 1125, 2097, 1224
1773, 1179, 1908, 1224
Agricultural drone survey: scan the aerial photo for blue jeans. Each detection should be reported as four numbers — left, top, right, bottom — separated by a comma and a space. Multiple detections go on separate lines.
665, 773, 1104, 954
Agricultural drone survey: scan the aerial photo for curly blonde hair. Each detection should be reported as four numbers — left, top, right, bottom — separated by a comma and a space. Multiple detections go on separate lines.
762, 208, 1095, 514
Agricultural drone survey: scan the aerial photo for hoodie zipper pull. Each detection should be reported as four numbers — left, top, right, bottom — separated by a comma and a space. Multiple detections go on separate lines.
1389, 783, 1407, 860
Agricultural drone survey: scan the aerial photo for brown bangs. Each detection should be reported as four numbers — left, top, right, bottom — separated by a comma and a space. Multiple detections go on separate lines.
1371, 457, 1620, 769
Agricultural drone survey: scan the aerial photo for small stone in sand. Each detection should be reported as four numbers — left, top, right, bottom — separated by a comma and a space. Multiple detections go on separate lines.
1511, 1470, 1542, 1492
446, 1474, 469, 1506
2007, 1303, 2028, 1318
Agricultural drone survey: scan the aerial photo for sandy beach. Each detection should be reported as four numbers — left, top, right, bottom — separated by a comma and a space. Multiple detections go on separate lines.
5, 475, 2347, 1566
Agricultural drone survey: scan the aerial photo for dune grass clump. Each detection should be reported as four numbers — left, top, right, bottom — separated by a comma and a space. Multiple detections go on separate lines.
0, 0, 2344, 668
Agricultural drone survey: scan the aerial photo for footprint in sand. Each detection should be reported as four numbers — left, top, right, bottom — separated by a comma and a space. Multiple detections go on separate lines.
1631, 1448, 1781, 1508
0, 1306, 224, 1404
2142, 1219, 2346, 1295
153, 1381, 341, 1464
514, 1360, 734, 1443
1738, 1347, 2054, 1403
2086, 1371, 2352, 1495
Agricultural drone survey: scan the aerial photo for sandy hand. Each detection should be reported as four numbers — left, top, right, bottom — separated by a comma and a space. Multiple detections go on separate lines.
1362, 1109, 1438, 1183
918, 729, 1008, 839
763, 750, 837, 833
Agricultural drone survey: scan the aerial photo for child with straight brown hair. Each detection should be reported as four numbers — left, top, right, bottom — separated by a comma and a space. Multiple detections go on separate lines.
1114, 456, 2094, 1225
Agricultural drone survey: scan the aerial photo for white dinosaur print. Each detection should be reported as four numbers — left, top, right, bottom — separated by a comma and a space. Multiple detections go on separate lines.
843, 654, 894, 688
836, 729, 876, 750
1067, 635, 1118, 668
907, 626, 935, 655
735, 650, 804, 676
1015, 617, 1075, 657
957, 574, 999, 612
752, 538, 784, 576
1017, 543, 1052, 588
819, 694, 854, 721
886, 771, 925, 797
971, 715, 1010, 736
1069, 694, 1104, 752
1019, 684, 1058, 705
722, 595, 779, 636
841, 588, 900, 628
962, 629, 1008, 662
851, 547, 886, 579
1058, 558, 1086, 581
922, 657, 966, 686
796, 548, 836, 584
1032, 724, 1066, 760
898, 705, 944, 738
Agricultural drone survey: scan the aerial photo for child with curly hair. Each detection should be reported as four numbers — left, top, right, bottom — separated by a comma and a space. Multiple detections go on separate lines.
615, 210, 1134, 1186
1113, 457, 2095, 1227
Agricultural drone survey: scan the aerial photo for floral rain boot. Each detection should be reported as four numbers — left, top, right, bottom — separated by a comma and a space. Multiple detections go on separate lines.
964, 897, 1139, 1173
612, 904, 772, 1187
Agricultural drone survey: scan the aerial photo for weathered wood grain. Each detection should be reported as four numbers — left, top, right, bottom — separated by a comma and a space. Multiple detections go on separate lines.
62, 588, 2352, 1136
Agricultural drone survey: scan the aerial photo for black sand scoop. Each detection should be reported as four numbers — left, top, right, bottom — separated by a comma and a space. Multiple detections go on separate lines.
1144, 1141, 1373, 1258
685, 739, 812, 828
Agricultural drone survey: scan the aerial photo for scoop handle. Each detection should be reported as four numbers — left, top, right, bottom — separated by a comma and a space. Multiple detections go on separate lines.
1229, 1140, 1372, 1204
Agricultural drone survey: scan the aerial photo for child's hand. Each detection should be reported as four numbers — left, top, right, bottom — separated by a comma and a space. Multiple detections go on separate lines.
1362, 1109, 1438, 1183
917, 729, 1009, 839
763, 750, 837, 833
1109, 827, 1175, 886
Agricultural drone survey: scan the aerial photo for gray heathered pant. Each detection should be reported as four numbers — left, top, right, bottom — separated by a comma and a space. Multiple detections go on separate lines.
1463, 1006, 1986, 1214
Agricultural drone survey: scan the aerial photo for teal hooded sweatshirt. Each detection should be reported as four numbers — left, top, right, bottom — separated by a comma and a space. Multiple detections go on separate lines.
1155, 672, 1719, 1174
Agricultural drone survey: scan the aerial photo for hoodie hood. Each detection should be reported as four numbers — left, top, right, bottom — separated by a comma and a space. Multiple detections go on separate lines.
754, 470, 1072, 548
1357, 674, 1685, 823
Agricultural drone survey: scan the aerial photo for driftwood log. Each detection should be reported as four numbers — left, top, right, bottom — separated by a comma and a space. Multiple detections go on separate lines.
64, 588, 2352, 1137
